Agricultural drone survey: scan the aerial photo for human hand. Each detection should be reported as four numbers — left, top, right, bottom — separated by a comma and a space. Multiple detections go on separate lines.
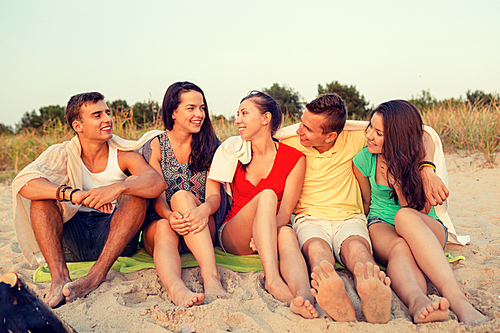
184, 206, 210, 234
420, 167, 449, 206
98, 203, 114, 214
80, 184, 124, 210
168, 211, 191, 236
71, 189, 114, 213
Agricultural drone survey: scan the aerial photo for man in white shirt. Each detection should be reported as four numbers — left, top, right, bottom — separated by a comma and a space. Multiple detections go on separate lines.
15, 92, 165, 307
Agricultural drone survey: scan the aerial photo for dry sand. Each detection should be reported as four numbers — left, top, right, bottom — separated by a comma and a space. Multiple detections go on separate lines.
1, 153, 500, 332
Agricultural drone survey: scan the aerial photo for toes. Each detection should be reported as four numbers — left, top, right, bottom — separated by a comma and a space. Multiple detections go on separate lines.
439, 298, 450, 310
319, 260, 335, 275
365, 262, 374, 278
384, 276, 391, 287
311, 271, 320, 283
353, 262, 365, 278
292, 296, 305, 307
310, 287, 318, 298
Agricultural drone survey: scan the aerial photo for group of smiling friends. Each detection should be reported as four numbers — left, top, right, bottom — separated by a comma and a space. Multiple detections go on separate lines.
12, 81, 486, 325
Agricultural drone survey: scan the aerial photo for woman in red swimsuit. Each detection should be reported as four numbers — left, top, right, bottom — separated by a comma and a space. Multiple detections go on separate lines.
218, 91, 318, 319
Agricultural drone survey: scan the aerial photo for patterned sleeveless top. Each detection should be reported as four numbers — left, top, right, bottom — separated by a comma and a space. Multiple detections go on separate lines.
159, 132, 207, 204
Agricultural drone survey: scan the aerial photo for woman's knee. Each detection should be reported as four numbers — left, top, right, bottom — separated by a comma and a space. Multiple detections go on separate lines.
255, 189, 277, 205
170, 190, 197, 206
386, 237, 412, 259
277, 226, 297, 243
395, 208, 423, 233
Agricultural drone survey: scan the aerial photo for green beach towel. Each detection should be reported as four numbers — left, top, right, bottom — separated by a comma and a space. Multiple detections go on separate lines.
33, 248, 465, 283
34, 247, 262, 283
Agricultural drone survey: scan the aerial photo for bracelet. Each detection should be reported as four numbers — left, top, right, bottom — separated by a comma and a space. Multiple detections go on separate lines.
55, 184, 66, 202
419, 161, 436, 173
69, 188, 81, 204
60, 186, 71, 202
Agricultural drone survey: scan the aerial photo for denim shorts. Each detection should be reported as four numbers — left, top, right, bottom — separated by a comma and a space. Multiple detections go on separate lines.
62, 210, 139, 262
367, 216, 448, 250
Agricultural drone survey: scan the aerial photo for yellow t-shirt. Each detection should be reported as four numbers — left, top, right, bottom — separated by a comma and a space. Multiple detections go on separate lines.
282, 130, 367, 221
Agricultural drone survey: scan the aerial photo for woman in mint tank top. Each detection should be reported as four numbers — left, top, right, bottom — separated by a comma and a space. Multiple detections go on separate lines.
353, 100, 485, 324
142, 82, 226, 308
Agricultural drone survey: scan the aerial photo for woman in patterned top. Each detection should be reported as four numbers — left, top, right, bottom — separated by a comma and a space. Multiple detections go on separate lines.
142, 82, 226, 308
353, 100, 486, 324
215, 91, 318, 319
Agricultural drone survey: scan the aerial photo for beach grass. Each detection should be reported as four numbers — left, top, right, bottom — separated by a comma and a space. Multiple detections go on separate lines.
421, 100, 500, 166
1, 102, 499, 181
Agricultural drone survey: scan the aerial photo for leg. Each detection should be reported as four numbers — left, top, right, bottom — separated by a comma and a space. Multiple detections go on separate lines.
395, 208, 486, 324
370, 221, 449, 323
170, 191, 226, 299
222, 189, 293, 303
143, 218, 204, 307
277, 226, 317, 318
63, 194, 147, 302
30, 200, 70, 308
340, 234, 392, 324
294, 220, 357, 321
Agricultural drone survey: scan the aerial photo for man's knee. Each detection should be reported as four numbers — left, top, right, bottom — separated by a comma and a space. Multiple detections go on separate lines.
117, 194, 147, 209
31, 199, 59, 211
303, 237, 331, 257
30, 199, 62, 223
340, 235, 372, 265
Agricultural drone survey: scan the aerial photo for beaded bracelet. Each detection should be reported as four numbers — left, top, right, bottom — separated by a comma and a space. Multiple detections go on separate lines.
69, 188, 81, 205
56, 184, 67, 202
418, 161, 436, 173
60, 185, 71, 202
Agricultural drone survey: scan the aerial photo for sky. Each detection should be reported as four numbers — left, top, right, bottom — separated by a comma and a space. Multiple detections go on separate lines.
1, 1, 499, 129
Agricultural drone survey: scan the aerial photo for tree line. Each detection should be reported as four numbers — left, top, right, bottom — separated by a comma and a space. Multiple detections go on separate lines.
1, 82, 498, 135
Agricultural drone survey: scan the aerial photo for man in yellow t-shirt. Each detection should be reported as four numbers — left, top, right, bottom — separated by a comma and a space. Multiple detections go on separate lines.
281, 94, 392, 324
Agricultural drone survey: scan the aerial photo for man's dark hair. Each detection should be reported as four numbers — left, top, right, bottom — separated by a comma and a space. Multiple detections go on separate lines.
306, 94, 347, 135
66, 92, 105, 132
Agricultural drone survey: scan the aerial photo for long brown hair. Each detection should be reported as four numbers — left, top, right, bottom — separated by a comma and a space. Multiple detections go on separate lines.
370, 100, 426, 210
162, 82, 219, 172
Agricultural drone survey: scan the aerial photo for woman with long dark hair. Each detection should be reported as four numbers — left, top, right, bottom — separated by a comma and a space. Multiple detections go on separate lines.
353, 100, 486, 324
142, 82, 226, 308
214, 91, 318, 319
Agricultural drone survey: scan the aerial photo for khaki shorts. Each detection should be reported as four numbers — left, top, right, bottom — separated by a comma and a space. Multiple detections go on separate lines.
293, 214, 372, 266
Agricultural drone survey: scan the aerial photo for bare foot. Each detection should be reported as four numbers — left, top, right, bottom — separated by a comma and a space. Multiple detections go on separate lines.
62, 274, 105, 303
411, 296, 450, 323
354, 262, 392, 324
448, 297, 488, 324
168, 285, 205, 308
265, 277, 294, 304
290, 296, 318, 319
204, 276, 227, 299
310, 260, 357, 322
46, 277, 71, 308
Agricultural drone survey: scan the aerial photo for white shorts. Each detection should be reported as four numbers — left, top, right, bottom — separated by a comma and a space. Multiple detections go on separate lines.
293, 214, 372, 266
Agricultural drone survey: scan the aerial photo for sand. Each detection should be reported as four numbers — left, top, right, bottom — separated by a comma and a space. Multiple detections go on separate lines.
1, 153, 500, 332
